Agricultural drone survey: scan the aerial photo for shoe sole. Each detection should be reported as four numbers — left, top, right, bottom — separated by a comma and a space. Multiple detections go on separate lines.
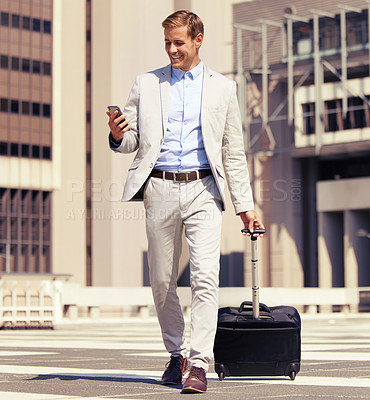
182, 386, 206, 394
161, 380, 182, 385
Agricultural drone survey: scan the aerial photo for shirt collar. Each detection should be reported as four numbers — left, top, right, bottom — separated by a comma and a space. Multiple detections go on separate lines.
171, 60, 204, 81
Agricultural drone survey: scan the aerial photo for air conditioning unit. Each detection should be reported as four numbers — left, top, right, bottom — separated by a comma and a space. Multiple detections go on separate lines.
297, 38, 312, 55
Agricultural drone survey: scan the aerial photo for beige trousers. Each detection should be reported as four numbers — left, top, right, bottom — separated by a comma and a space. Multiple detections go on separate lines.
144, 174, 223, 371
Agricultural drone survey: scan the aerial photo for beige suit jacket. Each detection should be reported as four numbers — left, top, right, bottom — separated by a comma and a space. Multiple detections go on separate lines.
110, 64, 254, 214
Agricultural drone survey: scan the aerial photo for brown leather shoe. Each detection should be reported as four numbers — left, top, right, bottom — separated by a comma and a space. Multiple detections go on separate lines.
182, 366, 207, 393
161, 355, 188, 385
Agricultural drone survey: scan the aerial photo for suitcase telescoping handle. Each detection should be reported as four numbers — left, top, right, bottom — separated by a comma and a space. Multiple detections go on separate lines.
241, 228, 266, 319
238, 301, 271, 314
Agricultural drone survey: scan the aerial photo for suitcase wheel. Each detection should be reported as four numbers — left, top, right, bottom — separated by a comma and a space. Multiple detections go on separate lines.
218, 371, 225, 381
215, 363, 227, 381
286, 363, 299, 380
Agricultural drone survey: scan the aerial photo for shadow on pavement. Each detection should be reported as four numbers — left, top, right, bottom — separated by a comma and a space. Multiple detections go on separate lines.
28, 372, 174, 387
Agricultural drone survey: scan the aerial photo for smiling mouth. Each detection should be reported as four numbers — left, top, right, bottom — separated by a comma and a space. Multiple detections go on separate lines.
171, 55, 183, 61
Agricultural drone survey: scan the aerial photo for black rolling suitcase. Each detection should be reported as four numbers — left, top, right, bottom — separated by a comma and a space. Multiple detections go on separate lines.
213, 228, 301, 381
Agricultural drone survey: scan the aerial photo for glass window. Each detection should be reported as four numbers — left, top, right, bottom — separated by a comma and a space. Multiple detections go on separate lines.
43, 62, 51, 75
22, 16, 31, 30
0, 217, 6, 238
325, 100, 340, 132
32, 18, 41, 32
11, 14, 20, 28
347, 10, 368, 48
42, 191, 50, 214
21, 190, 28, 214
10, 216, 18, 239
43, 20, 51, 34
1, 12, 9, 26
21, 144, 30, 157
0, 142, 8, 155
42, 104, 51, 117
10, 100, 19, 113
10, 143, 19, 156
303, 96, 370, 134
22, 101, 30, 115
0, 188, 52, 273
320, 17, 340, 51
42, 146, 51, 160
32, 102, 40, 116
293, 22, 312, 55
347, 97, 367, 129
31, 191, 39, 214
32, 60, 41, 74
0, 55, 8, 69
0, 188, 7, 211
32, 145, 40, 158
11, 57, 19, 71
302, 103, 315, 135
22, 58, 30, 72
10, 189, 18, 214
0, 98, 8, 112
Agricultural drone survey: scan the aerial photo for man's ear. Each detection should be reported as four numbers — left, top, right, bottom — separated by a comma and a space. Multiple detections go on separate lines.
195, 33, 203, 49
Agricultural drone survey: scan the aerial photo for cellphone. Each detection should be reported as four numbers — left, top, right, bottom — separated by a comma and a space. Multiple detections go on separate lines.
107, 105, 123, 118
107, 105, 128, 129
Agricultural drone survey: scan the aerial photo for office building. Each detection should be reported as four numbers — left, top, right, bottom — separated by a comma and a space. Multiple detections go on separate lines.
233, 0, 370, 307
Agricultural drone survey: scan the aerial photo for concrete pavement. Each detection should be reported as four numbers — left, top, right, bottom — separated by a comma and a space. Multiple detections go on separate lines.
0, 314, 369, 399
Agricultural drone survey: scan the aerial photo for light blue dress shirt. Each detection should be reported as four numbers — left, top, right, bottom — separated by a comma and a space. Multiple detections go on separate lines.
154, 61, 210, 173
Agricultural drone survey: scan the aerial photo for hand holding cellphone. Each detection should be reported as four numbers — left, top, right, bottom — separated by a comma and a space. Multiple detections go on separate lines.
107, 105, 128, 130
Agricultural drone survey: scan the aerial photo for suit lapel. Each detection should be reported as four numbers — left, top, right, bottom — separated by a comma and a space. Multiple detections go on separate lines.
159, 65, 171, 137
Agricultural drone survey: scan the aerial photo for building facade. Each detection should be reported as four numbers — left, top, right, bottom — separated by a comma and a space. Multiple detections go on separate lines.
0, 0, 53, 274
233, 0, 370, 302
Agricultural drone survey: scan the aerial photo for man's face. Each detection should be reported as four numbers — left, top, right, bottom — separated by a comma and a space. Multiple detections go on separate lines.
164, 25, 203, 71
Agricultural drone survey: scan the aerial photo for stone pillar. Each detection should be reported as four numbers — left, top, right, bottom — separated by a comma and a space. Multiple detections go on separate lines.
318, 211, 344, 312
344, 210, 369, 312
318, 213, 332, 289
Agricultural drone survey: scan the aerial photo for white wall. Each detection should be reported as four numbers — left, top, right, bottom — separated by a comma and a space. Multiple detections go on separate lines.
52, 0, 87, 283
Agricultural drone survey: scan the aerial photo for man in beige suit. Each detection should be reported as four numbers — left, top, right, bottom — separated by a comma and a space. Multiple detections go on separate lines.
107, 10, 264, 394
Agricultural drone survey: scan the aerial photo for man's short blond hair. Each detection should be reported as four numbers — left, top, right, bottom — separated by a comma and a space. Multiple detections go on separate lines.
162, 10, 204, 39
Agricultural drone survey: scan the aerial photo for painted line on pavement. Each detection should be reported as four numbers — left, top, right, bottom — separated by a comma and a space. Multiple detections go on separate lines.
0, 393, 141, 400
0, 351, 58, 357
0, 365, 370, 388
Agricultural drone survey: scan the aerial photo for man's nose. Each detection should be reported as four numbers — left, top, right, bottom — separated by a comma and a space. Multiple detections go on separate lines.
169, 43, 177, 53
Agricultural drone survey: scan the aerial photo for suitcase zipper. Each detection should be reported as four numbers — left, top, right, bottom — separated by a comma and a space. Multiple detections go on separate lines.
218, 327, 299, 333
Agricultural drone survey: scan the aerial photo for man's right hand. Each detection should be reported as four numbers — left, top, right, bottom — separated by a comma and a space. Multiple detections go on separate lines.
106, 110, 131, 143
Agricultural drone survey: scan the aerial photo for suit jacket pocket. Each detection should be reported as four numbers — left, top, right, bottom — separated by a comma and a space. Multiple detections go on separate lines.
215, 164, 225, 179
128, 158, 141, 171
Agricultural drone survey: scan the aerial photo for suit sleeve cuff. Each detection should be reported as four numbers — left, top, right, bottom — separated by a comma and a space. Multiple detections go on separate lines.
109, 132, 123, 148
